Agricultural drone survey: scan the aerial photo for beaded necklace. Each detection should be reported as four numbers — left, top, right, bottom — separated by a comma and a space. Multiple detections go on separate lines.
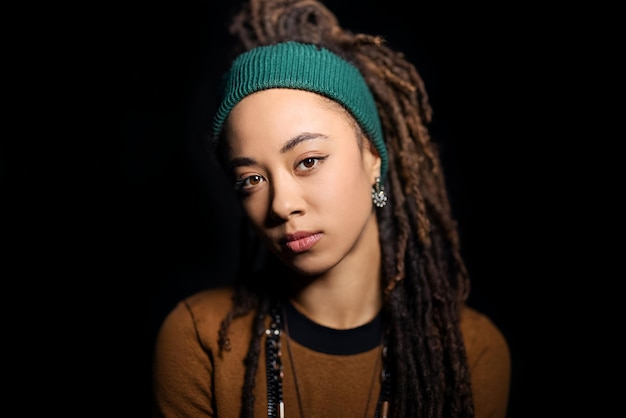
265, 304, 391, 418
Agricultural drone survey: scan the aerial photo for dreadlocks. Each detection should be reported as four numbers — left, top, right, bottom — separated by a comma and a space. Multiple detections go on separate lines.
216, 1, 474, 416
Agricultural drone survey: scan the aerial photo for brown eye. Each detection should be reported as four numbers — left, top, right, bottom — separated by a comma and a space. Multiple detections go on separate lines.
302, 158, 316, 168
235, 174, 266, 192
295, 155, 327, 173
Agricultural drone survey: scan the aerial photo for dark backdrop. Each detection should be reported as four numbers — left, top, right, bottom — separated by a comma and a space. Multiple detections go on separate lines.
4, 1, 590, 416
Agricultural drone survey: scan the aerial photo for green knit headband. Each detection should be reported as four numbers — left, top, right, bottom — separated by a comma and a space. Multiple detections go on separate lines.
212, 41, 388, 179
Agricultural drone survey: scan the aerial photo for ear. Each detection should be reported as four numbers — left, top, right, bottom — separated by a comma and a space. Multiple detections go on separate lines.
363, 140, 382, 184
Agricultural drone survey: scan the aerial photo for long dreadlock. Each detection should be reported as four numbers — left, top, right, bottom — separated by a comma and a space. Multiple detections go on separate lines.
215, 1, 474, 417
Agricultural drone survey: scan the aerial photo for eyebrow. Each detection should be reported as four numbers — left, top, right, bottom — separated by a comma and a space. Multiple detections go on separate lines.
230, 132, 328, 168
280, 132, 328, 153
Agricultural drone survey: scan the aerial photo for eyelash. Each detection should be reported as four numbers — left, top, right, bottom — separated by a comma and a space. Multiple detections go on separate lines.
234, 174, 263, 193
296, 155, 327, 171
234, 155, 328, 194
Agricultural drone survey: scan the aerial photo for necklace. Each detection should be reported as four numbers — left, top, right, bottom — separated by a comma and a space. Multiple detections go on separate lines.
265, 304, 391, 418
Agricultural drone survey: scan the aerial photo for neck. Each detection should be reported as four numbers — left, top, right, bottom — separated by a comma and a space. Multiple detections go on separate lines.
290, 279, 381, 329
289, 213, 382, 329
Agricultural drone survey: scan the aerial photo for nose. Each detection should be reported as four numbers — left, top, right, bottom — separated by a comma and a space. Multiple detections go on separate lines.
268, 175, 304, 222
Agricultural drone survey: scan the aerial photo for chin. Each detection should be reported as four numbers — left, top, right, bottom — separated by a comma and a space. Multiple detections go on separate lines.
280, 253, 339, 277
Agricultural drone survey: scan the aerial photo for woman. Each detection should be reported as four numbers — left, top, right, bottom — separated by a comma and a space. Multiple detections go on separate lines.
152, 1, 511, 417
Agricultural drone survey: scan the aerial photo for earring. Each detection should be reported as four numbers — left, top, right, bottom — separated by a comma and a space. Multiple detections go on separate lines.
371, 177, 388, 208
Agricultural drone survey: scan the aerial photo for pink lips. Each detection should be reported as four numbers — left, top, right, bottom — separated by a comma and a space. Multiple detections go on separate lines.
282, 232, 323, 253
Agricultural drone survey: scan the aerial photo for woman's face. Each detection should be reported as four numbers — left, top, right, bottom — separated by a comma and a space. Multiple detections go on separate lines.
224, 88, 381, 276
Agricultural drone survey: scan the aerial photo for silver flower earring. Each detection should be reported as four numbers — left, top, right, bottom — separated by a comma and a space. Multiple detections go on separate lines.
371, 177, 388, 208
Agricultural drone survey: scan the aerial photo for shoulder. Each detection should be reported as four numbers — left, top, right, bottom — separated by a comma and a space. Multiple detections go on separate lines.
460, 305, 509, 357
460, 305, 511, 418
459, 305, 511, 373
156, 286, 239, 352
182, 286, 237, 320
166, 286, 236, 326
153, 286, 252, 415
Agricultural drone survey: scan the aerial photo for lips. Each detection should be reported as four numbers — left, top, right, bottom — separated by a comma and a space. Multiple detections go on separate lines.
282, 231, 323, 253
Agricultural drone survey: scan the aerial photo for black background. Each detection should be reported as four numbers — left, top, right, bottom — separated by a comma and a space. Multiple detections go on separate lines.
4, 1, 603, 416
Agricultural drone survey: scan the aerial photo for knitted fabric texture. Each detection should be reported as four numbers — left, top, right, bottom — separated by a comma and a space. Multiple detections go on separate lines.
211, 41, 388, 179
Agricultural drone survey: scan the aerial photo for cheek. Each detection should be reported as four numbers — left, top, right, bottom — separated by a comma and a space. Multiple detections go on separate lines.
241, 196, 268, 226
317, 161, 372, 215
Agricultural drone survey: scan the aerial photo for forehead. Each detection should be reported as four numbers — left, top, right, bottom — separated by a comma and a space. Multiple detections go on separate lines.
224, 89, 355, 145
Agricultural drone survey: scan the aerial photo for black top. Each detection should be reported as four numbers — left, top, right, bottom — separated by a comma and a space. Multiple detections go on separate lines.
283, 302, 383, 355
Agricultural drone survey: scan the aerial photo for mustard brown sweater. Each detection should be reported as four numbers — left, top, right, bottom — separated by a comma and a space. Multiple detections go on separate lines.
152, 287, 511, 418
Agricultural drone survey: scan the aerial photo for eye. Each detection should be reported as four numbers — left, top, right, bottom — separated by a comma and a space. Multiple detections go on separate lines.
234, 174, 266, 193
296, 156, 327, 172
